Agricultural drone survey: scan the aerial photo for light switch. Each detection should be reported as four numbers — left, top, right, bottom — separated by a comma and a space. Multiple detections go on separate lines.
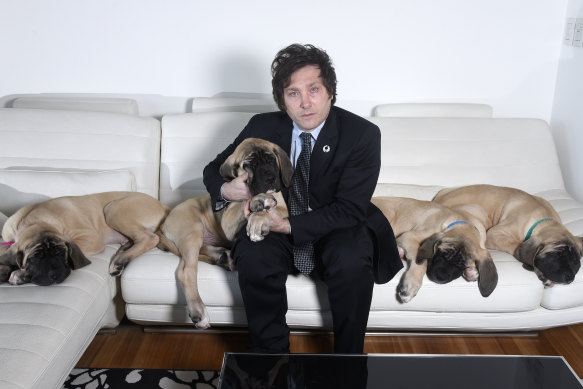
565, 18, 576, 45
573, 18, 583, 47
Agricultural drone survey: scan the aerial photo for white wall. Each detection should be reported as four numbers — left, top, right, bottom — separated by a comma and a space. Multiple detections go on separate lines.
1, 0, 580, 200
551, 0, 583, 203
0, 0, 567, 118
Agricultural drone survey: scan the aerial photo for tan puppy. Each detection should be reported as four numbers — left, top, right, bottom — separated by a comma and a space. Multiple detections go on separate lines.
157, 138, 293, 329
0, 192, 169, 286
434, 184, 583, 286
372, 196, 497, 302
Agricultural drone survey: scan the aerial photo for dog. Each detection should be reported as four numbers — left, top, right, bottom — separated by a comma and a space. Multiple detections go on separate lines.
434, 184, 583, 286
372, 196, 498, 302
0, 192, 169, 286
157, 138, 294, 329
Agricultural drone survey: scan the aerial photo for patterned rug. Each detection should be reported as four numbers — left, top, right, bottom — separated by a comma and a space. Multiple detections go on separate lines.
62, 368, 220, 389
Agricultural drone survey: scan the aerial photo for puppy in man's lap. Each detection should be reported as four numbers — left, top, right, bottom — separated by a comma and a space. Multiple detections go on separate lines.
157, 138, 293, 329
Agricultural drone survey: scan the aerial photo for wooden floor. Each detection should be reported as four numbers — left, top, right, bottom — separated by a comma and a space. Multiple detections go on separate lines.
77, 319, 583, 378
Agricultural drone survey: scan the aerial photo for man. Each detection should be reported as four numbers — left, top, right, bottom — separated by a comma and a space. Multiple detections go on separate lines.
203, 43, 402, 353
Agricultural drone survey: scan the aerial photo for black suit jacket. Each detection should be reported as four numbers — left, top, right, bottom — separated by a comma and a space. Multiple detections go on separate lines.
203, 106, 402, 284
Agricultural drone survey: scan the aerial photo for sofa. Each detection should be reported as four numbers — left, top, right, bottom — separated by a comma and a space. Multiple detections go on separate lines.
1, 98, 582, 389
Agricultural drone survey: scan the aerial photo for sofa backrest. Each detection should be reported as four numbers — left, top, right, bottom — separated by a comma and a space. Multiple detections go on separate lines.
160, 111, 255, 207
369, 117, 565, 196
159, 113, 565, 207
372, 103, 493, 117
0, 108, 161, 212
11, 95, 140, 115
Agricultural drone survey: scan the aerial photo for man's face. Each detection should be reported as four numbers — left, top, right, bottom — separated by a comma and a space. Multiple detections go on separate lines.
283, 65, 332, 132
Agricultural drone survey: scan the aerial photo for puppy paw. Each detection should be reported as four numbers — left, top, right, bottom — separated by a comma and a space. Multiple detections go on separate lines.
247, 211, 272, 242
463, 267, 479, 282
217, 250, 236, 271
250, 193, 277, 212
397, 277, 421, 303
109, 260, 128, 276
188, 304, 211, 329
9, 269, 30, 285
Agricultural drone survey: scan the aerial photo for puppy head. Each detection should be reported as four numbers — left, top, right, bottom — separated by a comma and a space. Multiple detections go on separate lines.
7, 230, 90, 286
418, 234, 467, 284
418, 229, 498, 297
219, 138, 294, 194
515, 232, 582, 286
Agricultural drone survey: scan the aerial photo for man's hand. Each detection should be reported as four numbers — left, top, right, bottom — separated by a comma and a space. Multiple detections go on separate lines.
221, 172, 252, 202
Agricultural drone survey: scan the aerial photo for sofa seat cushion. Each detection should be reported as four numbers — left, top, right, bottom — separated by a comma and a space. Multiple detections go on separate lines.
0, 245, 120, 389
121, 247, 543, 329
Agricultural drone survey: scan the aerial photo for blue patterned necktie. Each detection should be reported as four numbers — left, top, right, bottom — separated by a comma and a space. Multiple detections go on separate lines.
290, 132, 315, 275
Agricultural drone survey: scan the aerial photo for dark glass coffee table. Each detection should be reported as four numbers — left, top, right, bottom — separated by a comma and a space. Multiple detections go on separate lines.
218, 353, 582, 389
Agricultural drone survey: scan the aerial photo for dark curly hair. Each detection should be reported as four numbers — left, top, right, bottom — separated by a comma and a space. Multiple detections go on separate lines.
271, 43, 337, 112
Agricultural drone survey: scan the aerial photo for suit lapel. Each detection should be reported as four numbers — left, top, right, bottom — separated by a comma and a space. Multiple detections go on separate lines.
310, 107, 338, 179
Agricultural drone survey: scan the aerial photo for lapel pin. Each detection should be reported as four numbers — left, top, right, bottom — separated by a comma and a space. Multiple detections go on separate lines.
323, 145, 331, 153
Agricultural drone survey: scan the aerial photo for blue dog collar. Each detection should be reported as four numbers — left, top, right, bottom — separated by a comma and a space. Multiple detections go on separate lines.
524, 218, 553, 242
446, 221, 468, 229
446, 221, 479, 233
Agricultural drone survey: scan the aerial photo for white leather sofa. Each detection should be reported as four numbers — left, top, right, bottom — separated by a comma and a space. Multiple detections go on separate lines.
1, 100, 583, 389
122, 110, 583, 333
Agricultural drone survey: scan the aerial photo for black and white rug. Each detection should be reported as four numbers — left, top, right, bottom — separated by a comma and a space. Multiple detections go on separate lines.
62, 368, 220, 389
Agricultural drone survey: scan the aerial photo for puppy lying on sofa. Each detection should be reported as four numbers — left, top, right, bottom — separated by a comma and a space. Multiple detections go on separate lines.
0, 191, 169, 286
157, 138, 293, 329
434, 184, 583, 286
372, 196, 497, 302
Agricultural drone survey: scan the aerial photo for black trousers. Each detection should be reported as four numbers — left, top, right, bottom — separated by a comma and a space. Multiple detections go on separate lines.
232, 223, 374, 354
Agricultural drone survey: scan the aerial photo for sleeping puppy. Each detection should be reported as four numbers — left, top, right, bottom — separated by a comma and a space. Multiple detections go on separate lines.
372, 196, 497, 303
434, 184, 583, 286
0, 192, 169, 286
157, 138, 293, 328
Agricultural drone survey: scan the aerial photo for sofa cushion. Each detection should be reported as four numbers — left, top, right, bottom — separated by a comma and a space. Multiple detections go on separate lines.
121, 247, 544, 330
373, 103, 493, 117
191, 96, 277, 113
11, 95, 139, 115
370, 117, 565, 194
0, 108, 161, 198
159, 112, 256, 207
0, 211, 6, 233
0, 169, 135, 216
373, 183, 445, 201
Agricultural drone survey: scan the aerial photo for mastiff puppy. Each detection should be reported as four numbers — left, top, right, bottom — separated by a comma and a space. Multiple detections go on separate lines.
0, 192, 169, 286
434, 184, 583, 286
372, 196, 497, 302
157, 138, 294, 329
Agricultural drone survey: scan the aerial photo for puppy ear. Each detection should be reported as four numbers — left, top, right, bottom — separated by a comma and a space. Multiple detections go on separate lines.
514, 239, 543, 267
219, 153, 240, 179
575, 236, 583, 257
274, 146, 294, 187
417, 234, 439, 265
66, 242, 91, 269
476, 252, 498, 297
